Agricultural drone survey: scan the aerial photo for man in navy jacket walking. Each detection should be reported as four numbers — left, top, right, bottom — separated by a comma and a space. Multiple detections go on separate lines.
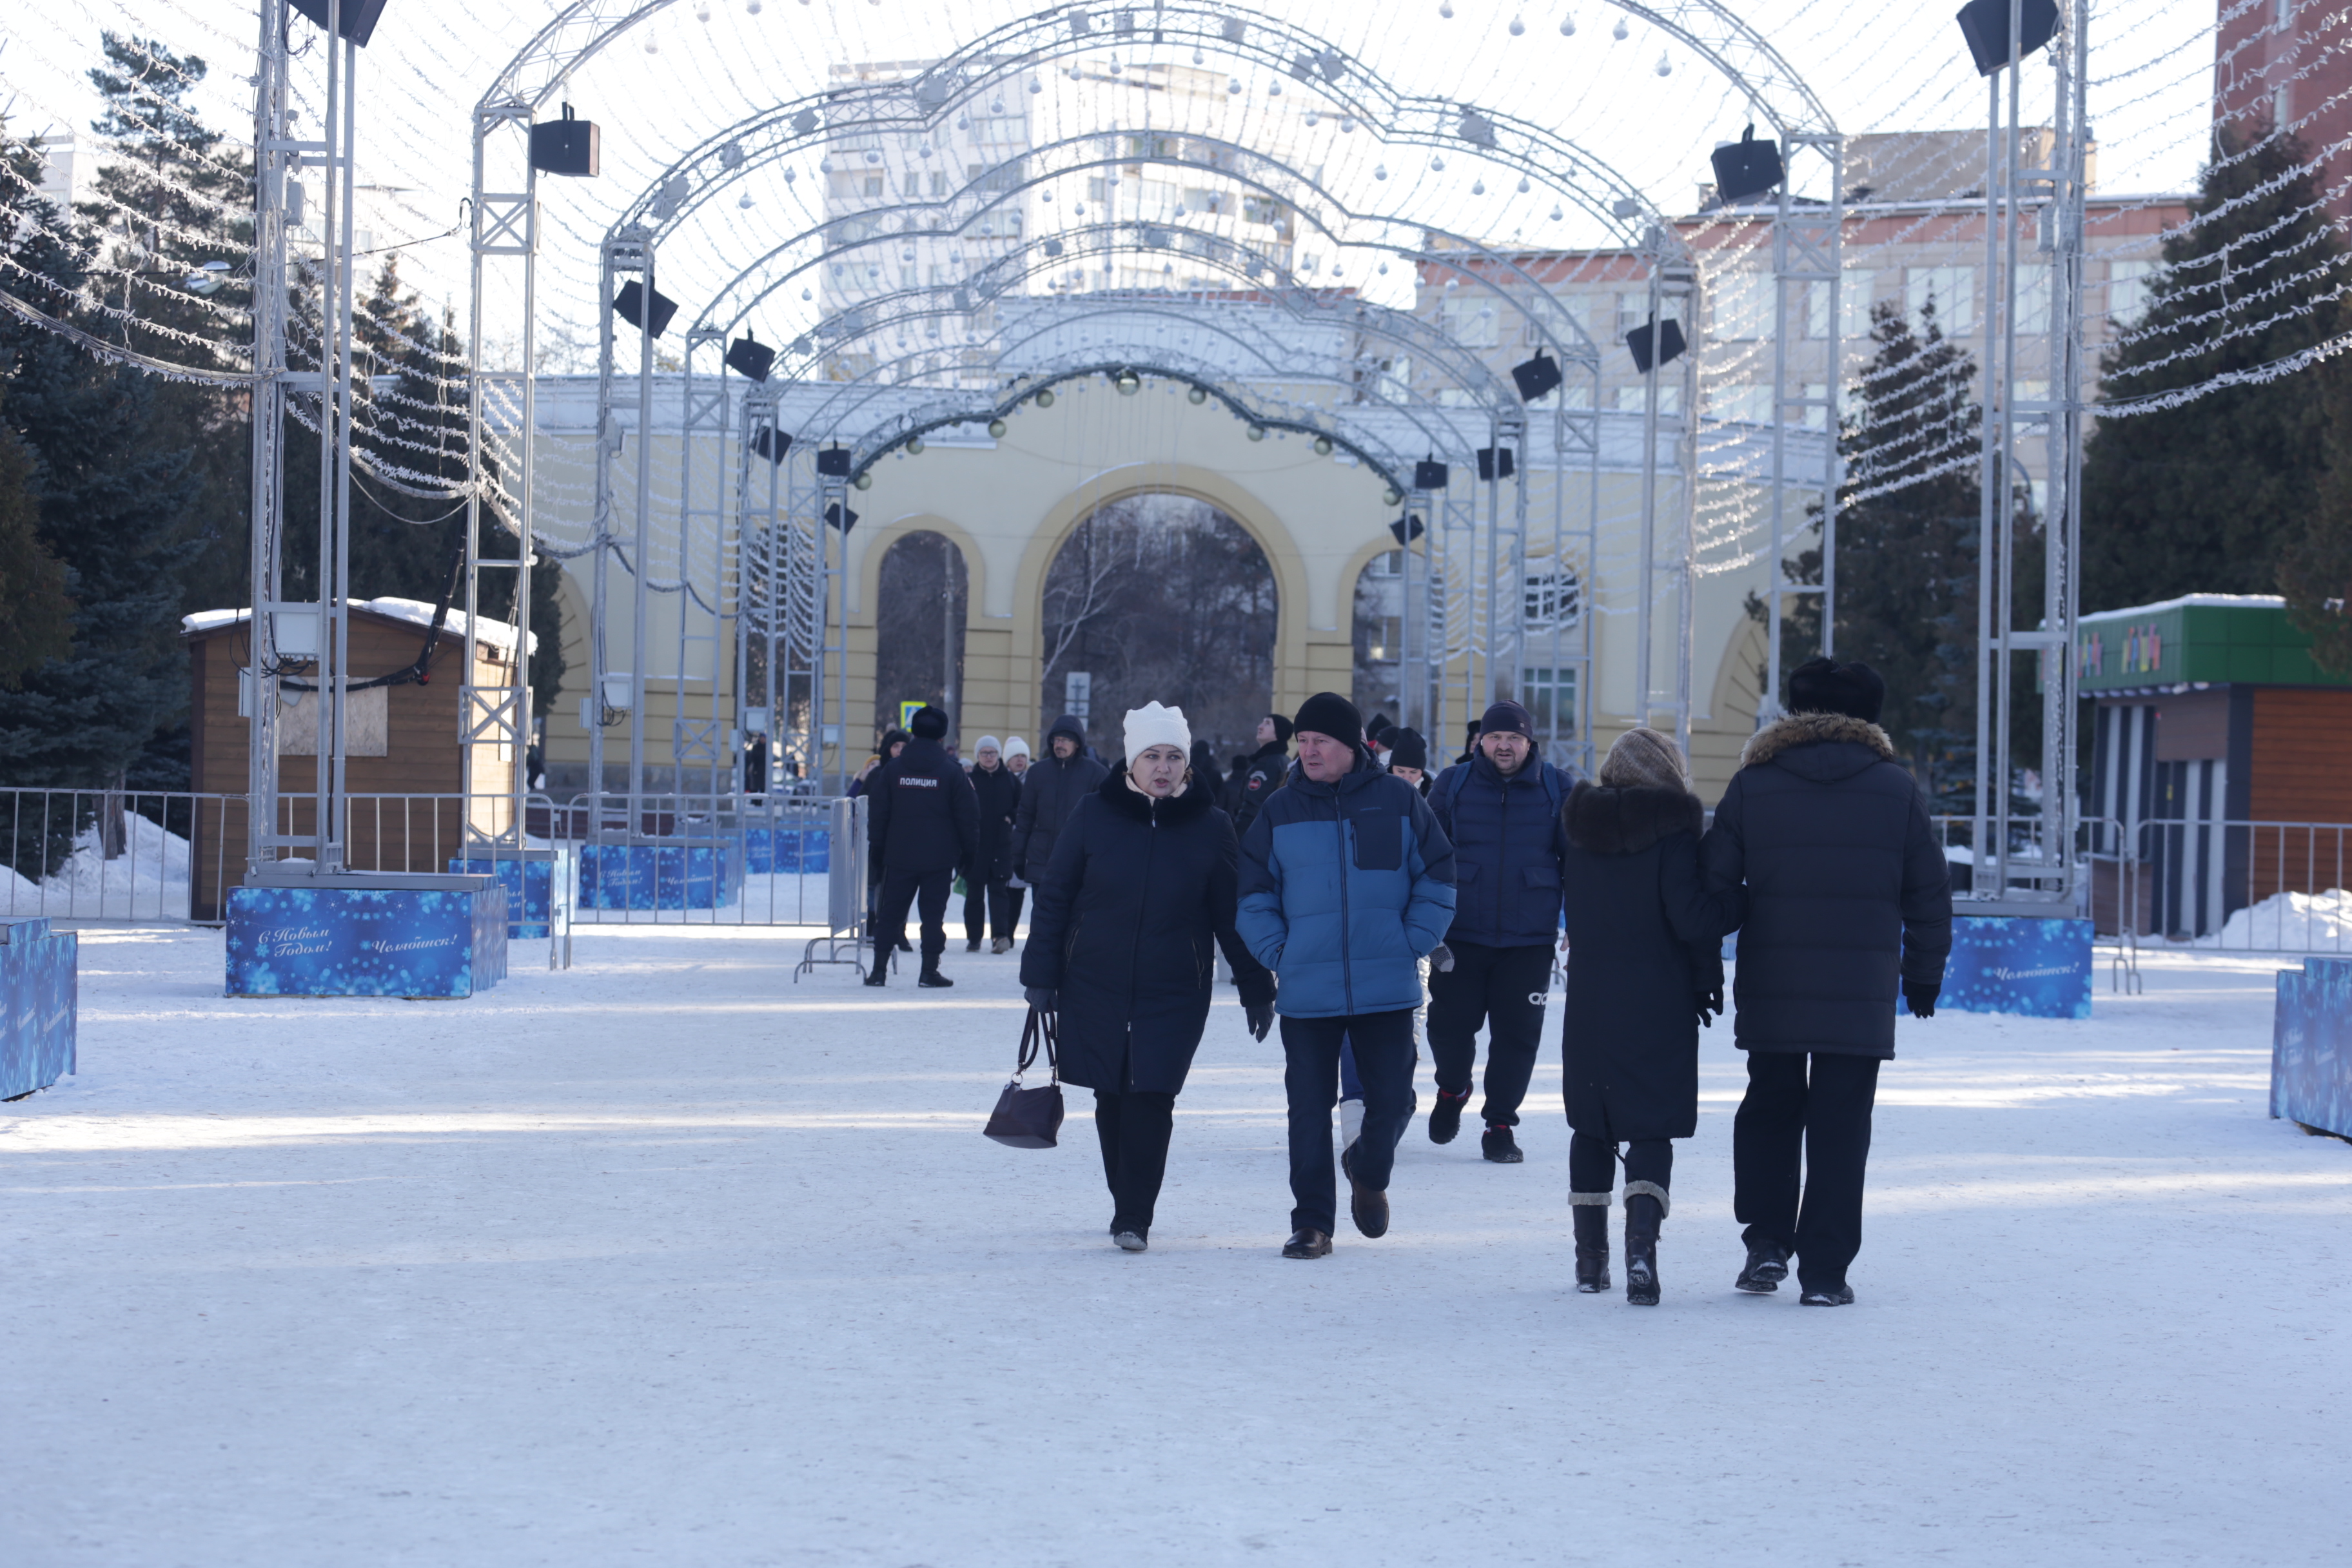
1425, 700, 1580, 1163
1238, 692, 1456, 1259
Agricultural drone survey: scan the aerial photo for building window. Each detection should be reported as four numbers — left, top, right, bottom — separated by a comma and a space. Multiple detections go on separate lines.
1520, 666, 1579, 740
1710, 271, 1774, 341
1524, 565, 1582, 631
1616, 384, 1684, 415
1905, 265, 1975, 335
2015, 264, 2052, 334
2108, 260, 2161, 326
1438, 295, 1501, 348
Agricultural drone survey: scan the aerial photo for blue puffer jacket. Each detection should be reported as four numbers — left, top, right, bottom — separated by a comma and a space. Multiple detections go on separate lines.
1427, 747, 1579, 948
1237, 750, 1456, 1019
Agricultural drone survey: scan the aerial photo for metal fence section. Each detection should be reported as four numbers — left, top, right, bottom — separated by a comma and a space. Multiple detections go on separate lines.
2115, 817, 2352, 958
545, 787, 859, 937
1, 788, 246, 925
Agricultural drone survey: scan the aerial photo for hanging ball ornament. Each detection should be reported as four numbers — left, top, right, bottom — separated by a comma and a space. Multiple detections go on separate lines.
1656, 52, 1672, 76
906, 436, 925, 455
1313, 435, 1334, 456
854, 472, 873, 489
1472, 179, 1486, 195
1188, 386, 1208, 404
988, 418, 1008, 438
1560, 12, 1576, 35
1035, 388, 1056, 407
1509, 14, 1525, 35
1613, 17, 1629, 39
1440, 1, 1455, 15
1384, 487, 1402, 505
1247, 426, 1268, 442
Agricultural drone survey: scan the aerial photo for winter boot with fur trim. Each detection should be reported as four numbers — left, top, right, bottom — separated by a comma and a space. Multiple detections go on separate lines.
1571, 1201, 1611, 1293
1623, 1185, 1667, 1306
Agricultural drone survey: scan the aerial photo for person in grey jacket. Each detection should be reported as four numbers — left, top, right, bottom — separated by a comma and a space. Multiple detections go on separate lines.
1010, 714, 1109, 888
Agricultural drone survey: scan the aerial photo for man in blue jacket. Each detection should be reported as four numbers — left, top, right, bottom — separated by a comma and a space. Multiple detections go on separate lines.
1238, 692, 1456, 1259
1425, 699, 1580, 1164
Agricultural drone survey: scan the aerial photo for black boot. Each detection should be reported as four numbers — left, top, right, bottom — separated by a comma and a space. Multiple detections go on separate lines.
1572, 1203, 1611, 1293
1480, 1122, 1524, 1164
1427, 1087, 1470, 1144
918, 963, 954, 988
1736, 1237, 1789, 1294
864, 953, 889, 986
1623, 1186, 1666, 1307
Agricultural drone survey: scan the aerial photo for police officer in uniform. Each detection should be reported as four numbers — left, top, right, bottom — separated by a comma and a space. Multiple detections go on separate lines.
865, 705, 979, 988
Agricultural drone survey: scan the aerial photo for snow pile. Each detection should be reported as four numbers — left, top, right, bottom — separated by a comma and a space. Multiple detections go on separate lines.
0, 812, 192, 921
2193, 887, 2352, 952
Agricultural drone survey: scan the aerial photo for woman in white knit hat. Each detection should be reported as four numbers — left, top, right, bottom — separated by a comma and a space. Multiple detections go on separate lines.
1020, 701, 1277, 1251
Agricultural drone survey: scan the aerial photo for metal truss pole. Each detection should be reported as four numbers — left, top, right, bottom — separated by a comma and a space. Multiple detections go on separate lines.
310, 15, 358, 876
246, 0, 291, 877
1766, 132, 1845, 720
678, 327, 729, 798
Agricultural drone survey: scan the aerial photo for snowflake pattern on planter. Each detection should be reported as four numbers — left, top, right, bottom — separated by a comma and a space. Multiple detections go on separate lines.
1939, 916, 2093, 1020
2272, 957, 2352, 1139
226, 886, 509, 998
1, 917, 77, 1099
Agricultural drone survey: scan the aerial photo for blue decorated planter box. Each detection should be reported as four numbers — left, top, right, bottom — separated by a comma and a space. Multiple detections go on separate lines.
1939, 915, 2093, 1020
449, 854, 567, 939
743, 827, 830, 874
2, 917, 77, 1099
226, 883, 509, 998
576, 843, 743, 910
2273, 957, 2352, 1138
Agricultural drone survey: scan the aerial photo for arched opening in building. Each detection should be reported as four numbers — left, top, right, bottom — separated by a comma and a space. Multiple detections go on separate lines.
872, 530, 968, 742
1037, 493, 1277, 765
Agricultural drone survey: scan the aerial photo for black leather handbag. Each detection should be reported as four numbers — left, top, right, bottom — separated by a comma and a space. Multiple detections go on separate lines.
983, 1006, 1064, 1149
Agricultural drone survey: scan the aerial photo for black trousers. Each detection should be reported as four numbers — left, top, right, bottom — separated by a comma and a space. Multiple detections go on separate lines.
1282, 1010, 1417, 1235
1733, 1051, 1883, 1289
1426, 940, 1553, 1127
874, 867, 953, 966
1094, 1088, 1176, 1235
1569, 1132, 1674, 1200
963, 878, 1019, 942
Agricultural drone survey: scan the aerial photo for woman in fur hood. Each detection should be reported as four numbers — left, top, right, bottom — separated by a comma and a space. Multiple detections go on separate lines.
1558, 727, 1743, 1304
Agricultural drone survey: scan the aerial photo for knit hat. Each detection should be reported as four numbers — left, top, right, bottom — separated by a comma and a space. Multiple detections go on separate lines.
974, 734, 1002, 756
1479, 699, 1536, 740
909, 705, 950, 740
1004, 736, 1030, 760
1293, 691, 1364, 747
1265, 713, 1295, 746
1787, 658, 1886, 723
1367, 712, 1396, 745
1123, 701, 1191, 761
1598, 726, 1691, 792
1384, 727, 1429, 771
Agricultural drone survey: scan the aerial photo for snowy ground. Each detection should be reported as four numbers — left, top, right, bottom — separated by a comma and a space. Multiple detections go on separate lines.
4, 927, 2347, 1567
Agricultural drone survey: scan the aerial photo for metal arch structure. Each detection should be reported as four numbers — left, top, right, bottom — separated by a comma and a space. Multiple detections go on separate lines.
467, 0, 1841, 814
579, 29, 1676, 790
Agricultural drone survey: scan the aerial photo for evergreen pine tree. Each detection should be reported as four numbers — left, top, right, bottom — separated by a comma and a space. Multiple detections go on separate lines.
2278, 373, 2352, 673
2081, 125, 2347, 611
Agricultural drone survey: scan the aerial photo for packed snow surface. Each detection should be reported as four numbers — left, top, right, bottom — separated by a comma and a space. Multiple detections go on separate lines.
3, 928, 2347, 1566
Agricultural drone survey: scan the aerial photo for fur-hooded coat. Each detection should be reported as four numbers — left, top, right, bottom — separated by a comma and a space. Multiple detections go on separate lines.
1698, 710, 1954, 1058
1556, 781, 1741, 1142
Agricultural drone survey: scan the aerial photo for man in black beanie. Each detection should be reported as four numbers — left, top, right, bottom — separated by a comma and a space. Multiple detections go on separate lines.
1699, 658, 1952, 1304
866, 704, 979, 988
1236, 691, 1457, 1259
1425, 698, 1579, 1163
1231, 712, 1295, 836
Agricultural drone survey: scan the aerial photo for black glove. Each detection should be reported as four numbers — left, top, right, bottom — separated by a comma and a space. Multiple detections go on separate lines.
1245, 1002, 1274, 1042
1905, 983, 1939, 1020
1429, 942, 1456, 974
1024, 985, 1057, 1013
1696, 984, 1723, 1028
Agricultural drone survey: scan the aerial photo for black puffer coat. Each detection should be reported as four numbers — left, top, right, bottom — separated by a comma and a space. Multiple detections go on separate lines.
1020, 772, 1275, 1095
1010, 714, 1110, 883
1698, 711, 1954, 1058
968, 761, 1021, 883
1560, 783, 1740, 1142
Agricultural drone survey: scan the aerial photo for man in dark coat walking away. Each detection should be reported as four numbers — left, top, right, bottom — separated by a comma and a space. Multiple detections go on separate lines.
1238, 692, 1456, 1260
963, 737, 1022, 953
1229, 713, 1293, 836
865, 705, 979, 988
1560, 728, 1742, 1305
1010, 714, 1108, 890
1425, 700, 1580, 1164
1022, 703, 1277, 1250
1700, 658, 1953, 1305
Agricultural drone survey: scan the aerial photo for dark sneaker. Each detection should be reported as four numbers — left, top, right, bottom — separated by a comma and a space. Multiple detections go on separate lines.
1341, 1141, 1390, 1239
917, 968, 954, 988
1480, 1123, 1524, 1164
863, 965, 888, 987
1736, 1239, 1790, 1294
966, 939, 982, 953
1281, 1228, 1333, 1259
1427, 1087, 1471, 1144
1799, 1283, 1855, 1306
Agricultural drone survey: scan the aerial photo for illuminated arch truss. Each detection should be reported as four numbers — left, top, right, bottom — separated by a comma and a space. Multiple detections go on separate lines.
467, 0, 1839, 812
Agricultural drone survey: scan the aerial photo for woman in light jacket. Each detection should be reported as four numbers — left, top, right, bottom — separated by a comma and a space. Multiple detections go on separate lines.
1022, 703, 1276, 1252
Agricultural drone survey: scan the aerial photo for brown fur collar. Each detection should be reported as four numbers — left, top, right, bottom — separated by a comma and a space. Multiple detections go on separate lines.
1741, 710, 1897, 769
1563, 781, 1703, 855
